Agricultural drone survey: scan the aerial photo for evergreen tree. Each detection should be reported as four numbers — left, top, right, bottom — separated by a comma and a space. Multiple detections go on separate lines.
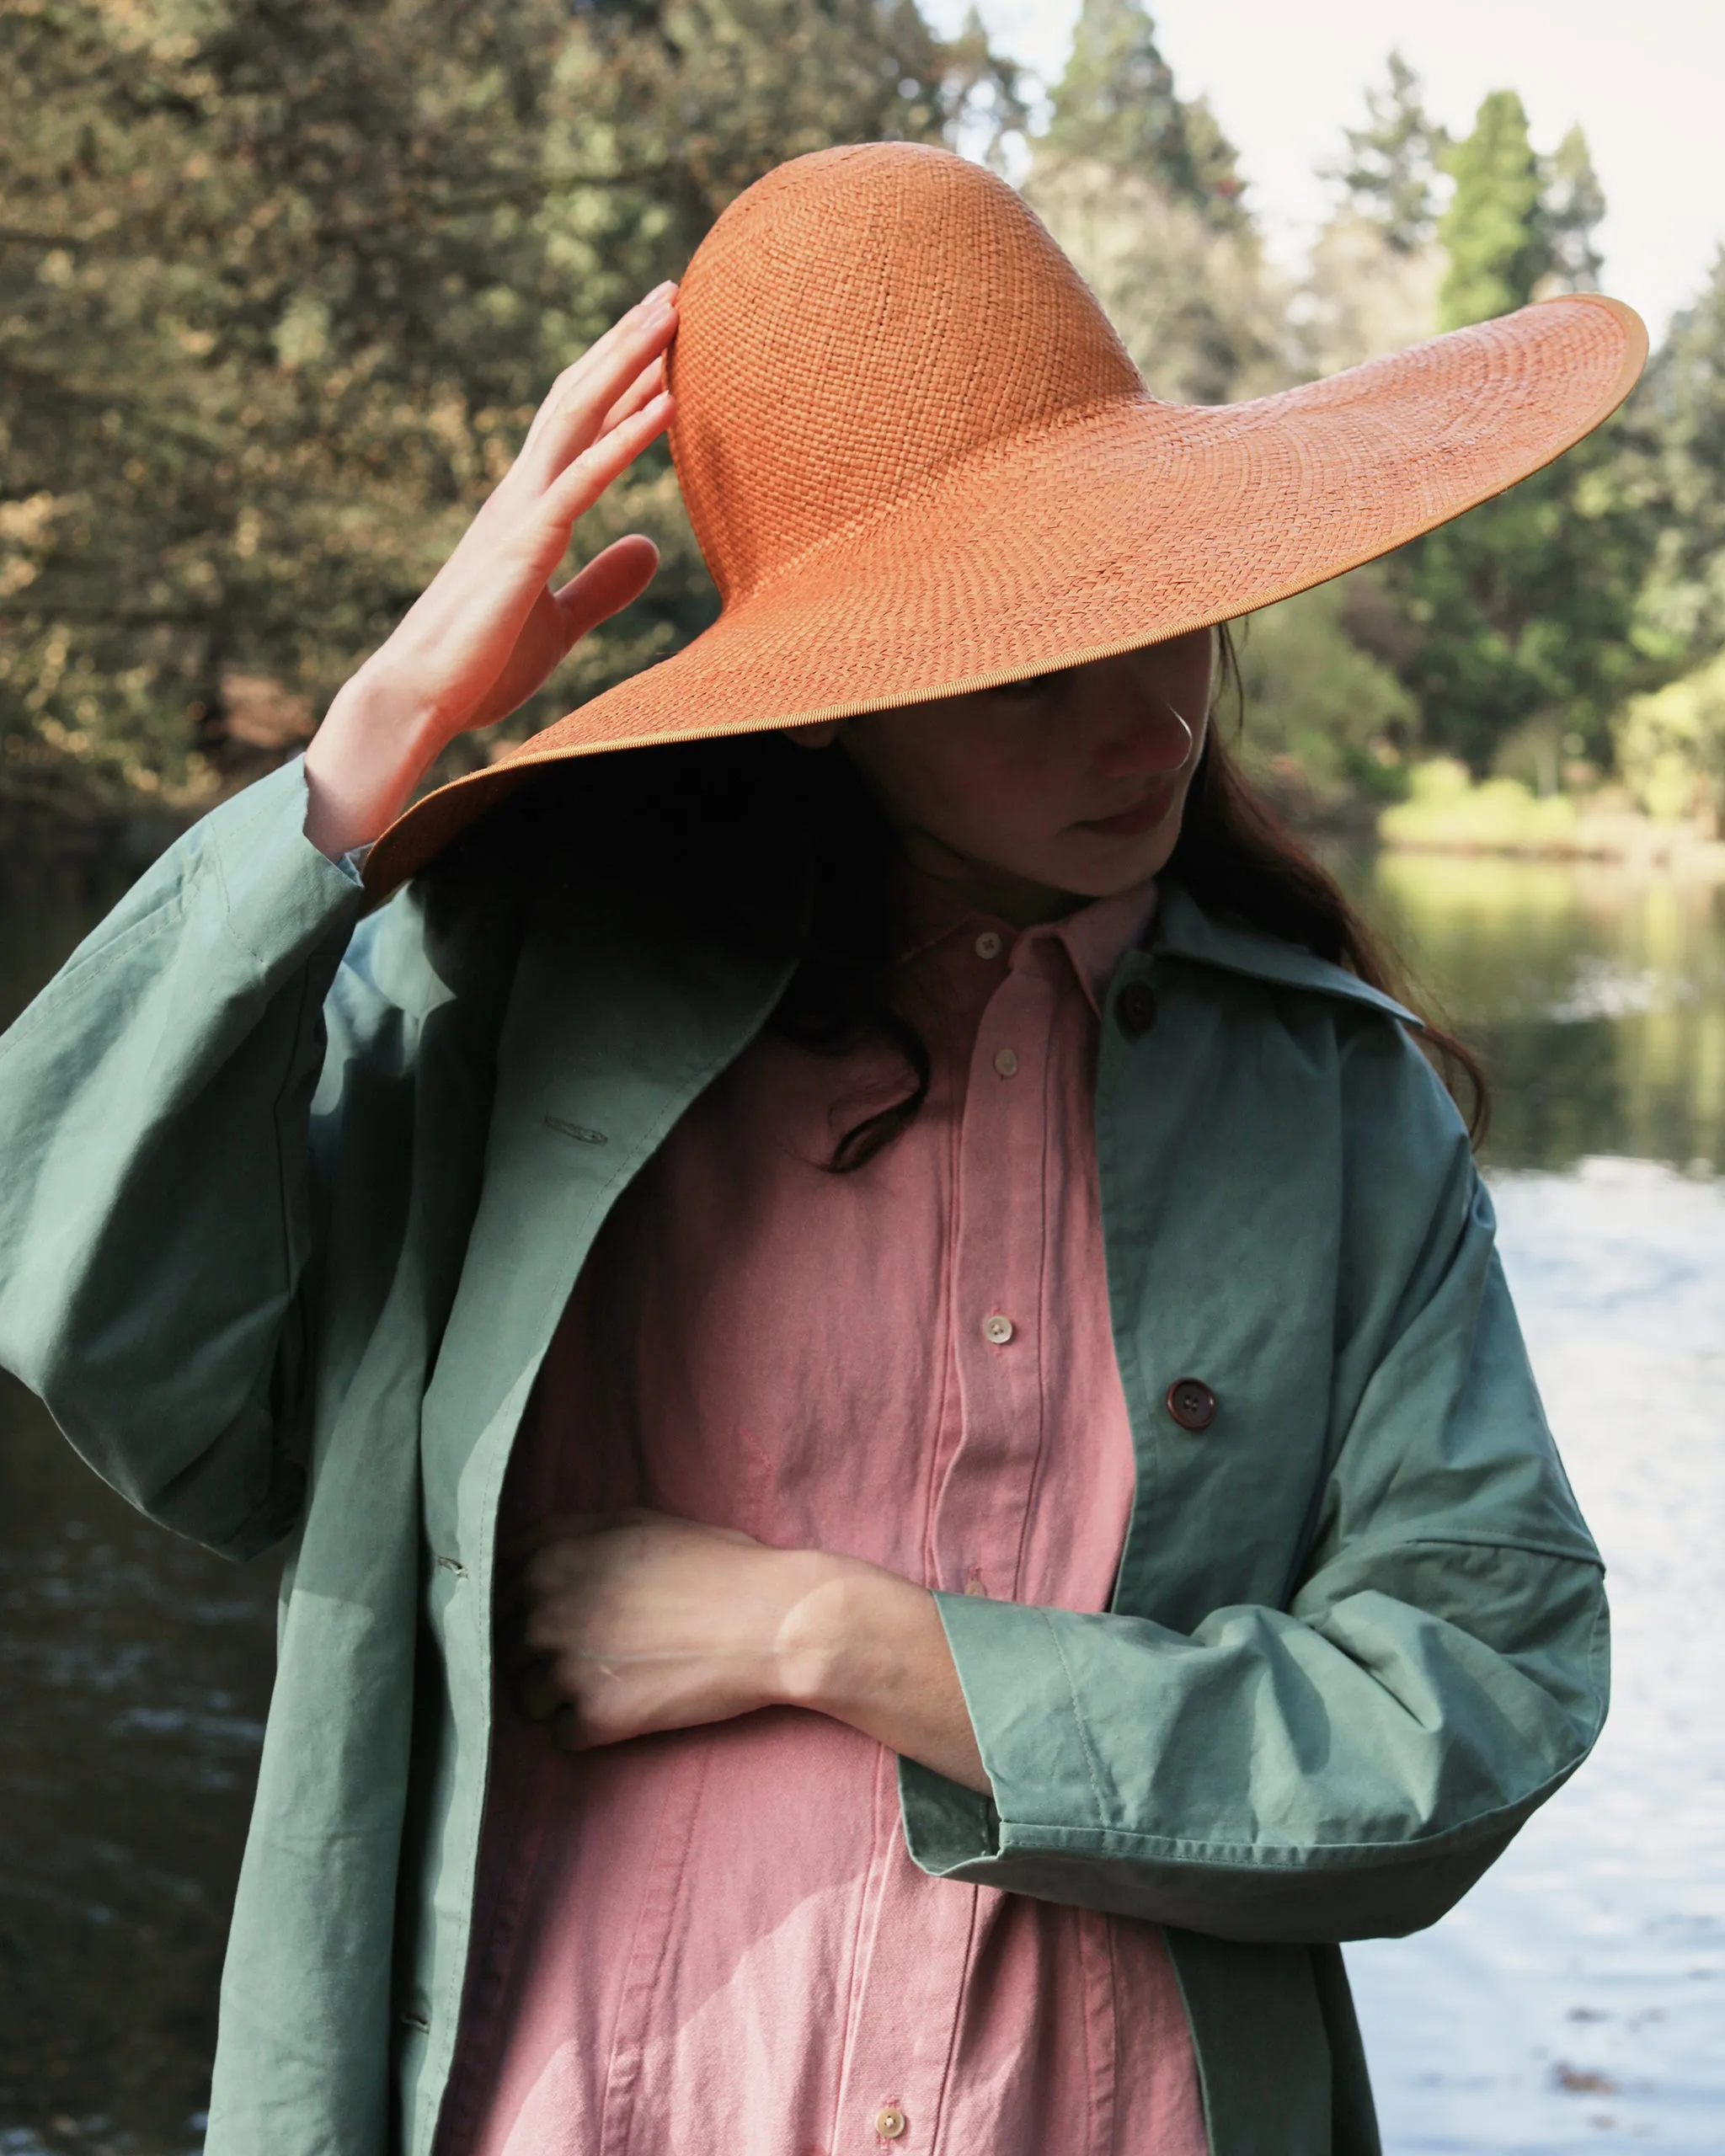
1542, 124, 1607, 293
1636, 248, 1725, 659
0, 0, 984, 800
1436, 88, 1549, 329
1379, 94, 1658, 770
1043, 0, 1245, 229
1327, 51, 1448, 254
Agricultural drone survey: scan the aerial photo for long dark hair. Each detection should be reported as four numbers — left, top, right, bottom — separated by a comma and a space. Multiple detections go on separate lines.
434, 632, 1487, 1163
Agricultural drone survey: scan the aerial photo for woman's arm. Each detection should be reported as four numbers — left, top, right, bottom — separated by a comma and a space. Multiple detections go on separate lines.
510, 1045, 1607, 1946
510, 1510, 989, 1791
302, 288, 678, 859
0, 291, 682, 1553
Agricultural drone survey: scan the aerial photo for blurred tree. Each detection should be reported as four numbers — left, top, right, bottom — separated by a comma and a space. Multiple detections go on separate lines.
0, 0, 995, 801
1042, 0, 1245, 229
1026, 0, 1283, 404
1632, 248, 1725, 661
1325, 51, 1448, 255
1436, 88, 1548, 330
1296, 56, 1448, 377
1542, 124, 1606, 293
1366, 91, 1658, 772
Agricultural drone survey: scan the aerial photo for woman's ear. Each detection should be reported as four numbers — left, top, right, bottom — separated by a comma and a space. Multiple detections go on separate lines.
784, 721, 844, 750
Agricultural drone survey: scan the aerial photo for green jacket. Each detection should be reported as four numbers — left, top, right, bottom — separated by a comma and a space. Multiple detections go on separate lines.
0, 760, 1606, 2156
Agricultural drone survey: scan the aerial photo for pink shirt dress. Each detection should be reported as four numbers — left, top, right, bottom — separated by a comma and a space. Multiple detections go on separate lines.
438, 873, 1209, 2156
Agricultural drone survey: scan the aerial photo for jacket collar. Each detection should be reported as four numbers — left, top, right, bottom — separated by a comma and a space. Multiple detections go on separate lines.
1151, 882, 1423, 1031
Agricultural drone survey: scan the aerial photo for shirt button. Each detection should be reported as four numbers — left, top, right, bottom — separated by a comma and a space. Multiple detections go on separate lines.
993, 1047, 1019, 1077
982, 1312, 1015, 1346
1166, 1376, 1217, 1432
1117, 979, 1158, 1038
975, 930, 1003, 959
876, 2105, 908, 2140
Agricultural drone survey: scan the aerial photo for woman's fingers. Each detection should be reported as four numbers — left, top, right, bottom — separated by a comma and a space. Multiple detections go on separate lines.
601, 352, 669, 436
541, 390, 673, 526
518, 286, 674, 457
551, 536, 661, 650
517, 298, 678, 492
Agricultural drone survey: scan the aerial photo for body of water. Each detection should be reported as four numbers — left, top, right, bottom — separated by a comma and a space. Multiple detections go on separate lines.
1, 848, 1721, 2153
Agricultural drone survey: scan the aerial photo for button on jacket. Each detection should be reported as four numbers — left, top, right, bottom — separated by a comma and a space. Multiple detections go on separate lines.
0, 762, 1609, 2156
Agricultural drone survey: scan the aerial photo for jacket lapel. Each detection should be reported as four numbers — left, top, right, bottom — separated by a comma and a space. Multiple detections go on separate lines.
418, 889, 793, 1564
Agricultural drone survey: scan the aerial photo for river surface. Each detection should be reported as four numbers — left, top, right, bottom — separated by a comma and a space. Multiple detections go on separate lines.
0, 847, 1721, 2154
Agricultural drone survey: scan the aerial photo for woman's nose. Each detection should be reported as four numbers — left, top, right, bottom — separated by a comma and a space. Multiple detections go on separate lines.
1087, 683, 1194, 780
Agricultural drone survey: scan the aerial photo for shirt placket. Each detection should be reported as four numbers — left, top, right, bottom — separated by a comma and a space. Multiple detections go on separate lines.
931, 926, 1062, 1604
830, 925, 1064, 2156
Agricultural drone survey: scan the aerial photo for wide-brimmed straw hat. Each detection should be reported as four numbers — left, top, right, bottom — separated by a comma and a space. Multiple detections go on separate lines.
365, 141, 1646, 894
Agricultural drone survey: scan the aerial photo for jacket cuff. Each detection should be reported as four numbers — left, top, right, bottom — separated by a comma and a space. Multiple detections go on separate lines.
196, 757, 366, 973
899, 1588, 1097, 1879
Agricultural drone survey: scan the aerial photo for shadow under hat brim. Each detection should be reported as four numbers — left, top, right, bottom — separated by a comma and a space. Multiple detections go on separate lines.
364, 292, 1646, 898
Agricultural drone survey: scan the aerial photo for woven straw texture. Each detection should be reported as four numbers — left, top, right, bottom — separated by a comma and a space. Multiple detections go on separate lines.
366, 142, 1647, 894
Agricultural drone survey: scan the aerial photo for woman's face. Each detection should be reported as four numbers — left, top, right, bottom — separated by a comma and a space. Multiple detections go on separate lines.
812, 629, 1215, 923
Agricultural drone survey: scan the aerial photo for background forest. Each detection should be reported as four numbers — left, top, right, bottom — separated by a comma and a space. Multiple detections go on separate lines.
4, 0, 1725, 842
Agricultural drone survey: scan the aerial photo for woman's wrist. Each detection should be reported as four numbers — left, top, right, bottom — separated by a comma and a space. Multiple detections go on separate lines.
772, 1554, 991, 1794
302, 664, 452, 862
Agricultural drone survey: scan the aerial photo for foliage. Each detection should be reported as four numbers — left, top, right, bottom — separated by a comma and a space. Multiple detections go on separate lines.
1231, 574, 1416, 805
1042, 0, 1245, 230
0, 0, 988, 796
1379, 433, 1658, 772
1378, 758, 1582, 854
1, 6, 1717, 832
1322, 51, 1448, 256
1369, 91, 1656, 776
1436, 90, 1548, 330
1633, 248, 1725, 663
1543, 124, 1606, 294
1616, 652, 1725, 827
1027, 0, 1276, 404
1024, 157, 1286, 405
1292, 211, 1442, 380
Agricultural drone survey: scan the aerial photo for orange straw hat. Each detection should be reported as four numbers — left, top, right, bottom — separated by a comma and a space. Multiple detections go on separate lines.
365, 140, 1646, 894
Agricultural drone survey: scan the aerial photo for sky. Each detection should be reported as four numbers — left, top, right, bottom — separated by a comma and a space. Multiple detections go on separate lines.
924, 0, 1724, 342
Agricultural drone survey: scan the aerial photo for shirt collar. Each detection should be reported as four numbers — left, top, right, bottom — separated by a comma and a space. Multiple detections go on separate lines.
894, 866, 1159, 1019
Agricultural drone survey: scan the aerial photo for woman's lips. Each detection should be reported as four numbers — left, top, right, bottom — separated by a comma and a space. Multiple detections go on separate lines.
1075, 776, 1179, 838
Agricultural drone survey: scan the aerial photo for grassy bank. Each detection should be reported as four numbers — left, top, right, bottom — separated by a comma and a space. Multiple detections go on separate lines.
1376, 759, 1725, 877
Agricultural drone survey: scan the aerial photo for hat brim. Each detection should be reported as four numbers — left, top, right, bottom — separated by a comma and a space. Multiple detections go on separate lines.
364, 293, 1646, 896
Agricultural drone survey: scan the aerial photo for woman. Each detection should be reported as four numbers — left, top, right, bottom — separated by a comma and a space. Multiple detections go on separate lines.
0, 145, 1639, 2156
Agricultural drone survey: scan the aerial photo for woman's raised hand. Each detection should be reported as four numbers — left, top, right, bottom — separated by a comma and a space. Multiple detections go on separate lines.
302, 286, 681, 861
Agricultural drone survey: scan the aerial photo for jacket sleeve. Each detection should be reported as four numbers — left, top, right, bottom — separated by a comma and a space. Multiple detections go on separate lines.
0, 760, 376, 1559
900, 1026, 1607, 1945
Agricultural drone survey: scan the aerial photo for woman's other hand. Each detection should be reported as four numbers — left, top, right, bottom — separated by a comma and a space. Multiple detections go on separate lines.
507, 1509, 991, 1794
302, 286, 680, 861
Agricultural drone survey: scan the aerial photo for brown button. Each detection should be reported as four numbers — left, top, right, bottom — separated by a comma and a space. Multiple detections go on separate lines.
1117, 980, 1158, 1038
1166, 1377, 1216, 1432
876, 2104, 908, 2139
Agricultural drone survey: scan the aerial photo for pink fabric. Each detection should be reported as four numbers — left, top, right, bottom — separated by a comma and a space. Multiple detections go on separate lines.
441, 875, 1208, 2156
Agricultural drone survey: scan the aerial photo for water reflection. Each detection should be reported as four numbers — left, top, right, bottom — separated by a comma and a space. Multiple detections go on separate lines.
1360, 852, 1725, 1173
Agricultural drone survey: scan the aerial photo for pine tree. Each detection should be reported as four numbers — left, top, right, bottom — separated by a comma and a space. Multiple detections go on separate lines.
1636, 248, 1725, 659
1043, 0, 1245, 229
1378, 95, 1658, 769
1436, 89, 1550, 329
1327, 51, 1448, 254
0, 0, 985, 802
1542, 124, 1606, 293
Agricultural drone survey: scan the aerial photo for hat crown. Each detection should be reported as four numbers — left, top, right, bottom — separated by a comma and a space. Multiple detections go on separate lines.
668, 144, 1144, 607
